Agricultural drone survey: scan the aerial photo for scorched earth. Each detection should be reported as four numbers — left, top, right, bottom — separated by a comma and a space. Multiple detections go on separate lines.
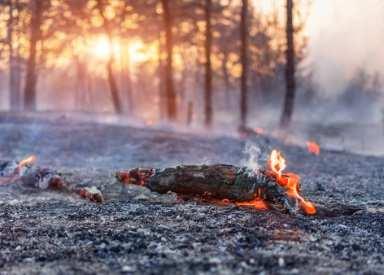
0, 113, 383, 275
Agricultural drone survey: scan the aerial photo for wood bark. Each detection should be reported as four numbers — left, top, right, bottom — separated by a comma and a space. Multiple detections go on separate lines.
280, 0, 296, 128
240, 0, 249, 129
117, 165, 298, 213
160, 0, 177, 121
204, 0, 213, 127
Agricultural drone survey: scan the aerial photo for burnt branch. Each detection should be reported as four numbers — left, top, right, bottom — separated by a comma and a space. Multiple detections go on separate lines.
0, 160, 104, 203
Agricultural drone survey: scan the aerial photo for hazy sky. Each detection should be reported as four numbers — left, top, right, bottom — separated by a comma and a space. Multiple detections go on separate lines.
307, 0, 384, 96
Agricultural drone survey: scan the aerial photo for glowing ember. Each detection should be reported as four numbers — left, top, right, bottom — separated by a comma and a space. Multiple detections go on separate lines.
236, 189, 268, 210
236, 198, 269, 210
307, 141, 320, 155
267, 150, 316, 215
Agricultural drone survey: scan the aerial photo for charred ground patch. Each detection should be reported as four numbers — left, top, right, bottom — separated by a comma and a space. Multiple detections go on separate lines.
0, 115, 384, 274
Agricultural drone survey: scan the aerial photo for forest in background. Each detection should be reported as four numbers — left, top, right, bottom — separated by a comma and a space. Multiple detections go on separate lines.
0, 0, 382, 129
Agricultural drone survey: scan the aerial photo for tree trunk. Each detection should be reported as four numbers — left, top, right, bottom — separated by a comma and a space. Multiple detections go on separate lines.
24, 0, 43, 112
96, 0, 123, 114
107, 55, 123, 114
240, 0, 249, 129
157, 32, 165, 120
160, 0, 177, 121
8, 0, 21, 111
222, 50, 231, 109
204, 0, 213, 127
280, 0, 296, 128
116, 165, 298, 214
121, 43, 133, 115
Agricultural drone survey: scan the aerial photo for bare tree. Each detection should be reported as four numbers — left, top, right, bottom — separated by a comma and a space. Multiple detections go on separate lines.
240, 0, 248, 129
7, 0, 22, 111
280, 0, 296, 127
96, 0, 123, 114
24, 0, 44, 111
204, 0, 213, 127
160, 0, 177, 121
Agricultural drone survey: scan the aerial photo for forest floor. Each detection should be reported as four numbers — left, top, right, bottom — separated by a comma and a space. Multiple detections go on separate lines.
0, 112, 384, 274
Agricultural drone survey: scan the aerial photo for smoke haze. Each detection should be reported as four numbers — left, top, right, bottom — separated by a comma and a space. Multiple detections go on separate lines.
307, 0, 384, 98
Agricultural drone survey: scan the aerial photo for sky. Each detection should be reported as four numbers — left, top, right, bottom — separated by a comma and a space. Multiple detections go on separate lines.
306, 0, 384, 96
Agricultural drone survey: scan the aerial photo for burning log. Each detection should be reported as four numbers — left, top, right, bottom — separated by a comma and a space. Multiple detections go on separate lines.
0, 156, 104, 203
117, 150, 317, 215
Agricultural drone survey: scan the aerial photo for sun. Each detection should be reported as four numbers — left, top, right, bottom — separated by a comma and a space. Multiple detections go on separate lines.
90, 35, 120, 60
89, 36, 152, 65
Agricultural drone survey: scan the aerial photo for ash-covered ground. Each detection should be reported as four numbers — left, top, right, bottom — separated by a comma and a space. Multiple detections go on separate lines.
1, 112, 384, 275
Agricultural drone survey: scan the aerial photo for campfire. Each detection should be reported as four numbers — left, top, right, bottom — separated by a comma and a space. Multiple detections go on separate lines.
117, 150, 316, 215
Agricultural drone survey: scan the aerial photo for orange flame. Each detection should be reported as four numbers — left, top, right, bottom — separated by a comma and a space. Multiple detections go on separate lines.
306, 141, 320, 155
267, 150, 316, 215
16, 155, 37, 177
18, 155, 37, 169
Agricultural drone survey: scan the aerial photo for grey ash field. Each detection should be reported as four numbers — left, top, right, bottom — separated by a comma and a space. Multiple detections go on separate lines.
0, 113, 384, 275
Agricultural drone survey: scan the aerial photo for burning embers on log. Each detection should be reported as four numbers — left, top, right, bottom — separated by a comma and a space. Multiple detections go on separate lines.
117, 150, 316, 215
0, 156, 103, 203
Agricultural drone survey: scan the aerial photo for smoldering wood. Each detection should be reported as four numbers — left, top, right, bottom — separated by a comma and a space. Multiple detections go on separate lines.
0, 161, 103, 203
117, 164, 299, 213
21, 167, 104, 203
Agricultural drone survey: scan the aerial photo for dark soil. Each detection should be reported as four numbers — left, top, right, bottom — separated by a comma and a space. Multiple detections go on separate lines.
0, 112, 384, 275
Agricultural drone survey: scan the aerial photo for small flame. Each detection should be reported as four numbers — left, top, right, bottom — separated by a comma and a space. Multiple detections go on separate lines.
18, 155, 37, 169
16, 155, 37, 177
268, 150, 286, 177
0, 155, 37, 185
267, 150, 316, 215
306, 141, 320, 155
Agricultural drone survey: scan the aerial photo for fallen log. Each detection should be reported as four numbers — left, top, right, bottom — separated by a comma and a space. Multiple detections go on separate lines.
116, 164, 312, 214
0, 158, 103, 203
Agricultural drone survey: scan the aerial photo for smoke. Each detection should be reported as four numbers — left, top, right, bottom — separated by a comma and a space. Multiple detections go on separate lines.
307, 0, 384, 97
242, 142, 262, 172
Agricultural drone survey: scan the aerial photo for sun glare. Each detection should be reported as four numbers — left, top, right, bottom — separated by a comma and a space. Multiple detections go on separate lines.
128, 39, 147, 64
89, 36, 154, 65
90, 36, 120, 60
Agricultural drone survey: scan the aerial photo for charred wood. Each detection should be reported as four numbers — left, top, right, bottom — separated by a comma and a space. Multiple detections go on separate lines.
0, 160, 103, 203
